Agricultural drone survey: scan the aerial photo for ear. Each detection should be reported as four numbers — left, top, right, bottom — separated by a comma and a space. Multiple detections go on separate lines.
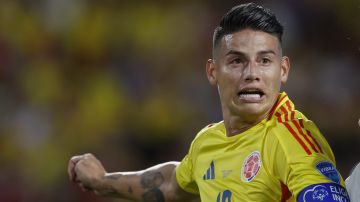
280, 56, 290, 84
206, 59, 217, 86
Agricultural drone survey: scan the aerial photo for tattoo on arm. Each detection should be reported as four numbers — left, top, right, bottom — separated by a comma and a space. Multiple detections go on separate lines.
140, 171, 165, 202
98, 171, 166, 201
140, 171, 164, 189
142, 189, 165, 202
96, 174, 123, 197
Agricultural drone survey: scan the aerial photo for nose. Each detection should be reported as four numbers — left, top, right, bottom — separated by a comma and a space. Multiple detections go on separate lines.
243, 61, 260, 82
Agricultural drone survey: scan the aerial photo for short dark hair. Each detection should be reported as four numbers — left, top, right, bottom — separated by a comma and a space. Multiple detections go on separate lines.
213, 3, 284, 55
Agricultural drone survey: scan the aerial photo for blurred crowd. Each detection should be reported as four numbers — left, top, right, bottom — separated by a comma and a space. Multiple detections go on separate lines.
0, 0, 359, 201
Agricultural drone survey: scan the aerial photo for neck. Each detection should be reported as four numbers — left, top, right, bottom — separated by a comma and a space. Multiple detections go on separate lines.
221, 94, 281, 137
223, 112, 268, 137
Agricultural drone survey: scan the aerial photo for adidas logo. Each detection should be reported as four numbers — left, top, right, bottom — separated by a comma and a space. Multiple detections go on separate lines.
203, 161, 215, 180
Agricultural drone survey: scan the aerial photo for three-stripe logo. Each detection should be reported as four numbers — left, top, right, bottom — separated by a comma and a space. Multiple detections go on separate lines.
203, 161, 215, 180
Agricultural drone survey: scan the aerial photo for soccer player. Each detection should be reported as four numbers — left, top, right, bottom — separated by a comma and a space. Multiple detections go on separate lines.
68, 3, 350, 202
345, 119, 360, 202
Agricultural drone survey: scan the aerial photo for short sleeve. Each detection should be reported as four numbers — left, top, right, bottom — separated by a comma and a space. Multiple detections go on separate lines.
271, 119, 346, 199
176, 146, 199, 194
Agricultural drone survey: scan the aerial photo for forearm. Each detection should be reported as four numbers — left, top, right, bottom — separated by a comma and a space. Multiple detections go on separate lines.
94, 161, 180, 202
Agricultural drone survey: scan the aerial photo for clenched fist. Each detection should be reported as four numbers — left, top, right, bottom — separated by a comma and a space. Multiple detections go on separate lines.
68, 153, 106, 193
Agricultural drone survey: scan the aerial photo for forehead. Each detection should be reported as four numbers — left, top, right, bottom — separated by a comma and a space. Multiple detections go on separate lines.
219, 29, 281, 56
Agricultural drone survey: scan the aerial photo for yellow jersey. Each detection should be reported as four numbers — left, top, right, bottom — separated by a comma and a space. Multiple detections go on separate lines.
176, 92, 349, 202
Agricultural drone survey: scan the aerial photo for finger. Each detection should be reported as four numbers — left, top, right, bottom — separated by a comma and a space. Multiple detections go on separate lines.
71, 155, 84, 164
83, 153, 95, 161
73, 159, 88, 183
68, 159, 77, 181
68, 155, 84, 181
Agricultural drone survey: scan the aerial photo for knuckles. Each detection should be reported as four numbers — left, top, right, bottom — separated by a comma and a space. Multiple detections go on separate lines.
84, 153, 95, 159
68, 153, 104, 193
71, 153, 97, 168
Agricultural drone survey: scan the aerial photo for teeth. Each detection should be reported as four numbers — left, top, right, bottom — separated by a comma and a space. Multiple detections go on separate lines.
240, 93, 261, 99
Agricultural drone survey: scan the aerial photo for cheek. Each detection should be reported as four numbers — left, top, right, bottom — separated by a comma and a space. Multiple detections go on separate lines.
217, 71, 238, 96
261, 67, 282, 88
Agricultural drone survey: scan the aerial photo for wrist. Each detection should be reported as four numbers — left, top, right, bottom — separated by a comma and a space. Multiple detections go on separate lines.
92, 173, 111, 196
93, 172, 122, 197
91, 172, 107, 191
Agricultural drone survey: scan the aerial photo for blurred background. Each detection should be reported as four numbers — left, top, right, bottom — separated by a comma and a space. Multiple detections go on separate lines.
0, 0, 359, 201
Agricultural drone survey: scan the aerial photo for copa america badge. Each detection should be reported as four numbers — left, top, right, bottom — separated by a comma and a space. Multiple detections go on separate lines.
241, 151, 261, 182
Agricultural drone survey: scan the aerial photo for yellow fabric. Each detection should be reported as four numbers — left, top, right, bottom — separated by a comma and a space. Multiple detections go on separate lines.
176, 92, 346, 201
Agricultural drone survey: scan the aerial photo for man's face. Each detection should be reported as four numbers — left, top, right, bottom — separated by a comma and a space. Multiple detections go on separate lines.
206, 29, 290, 120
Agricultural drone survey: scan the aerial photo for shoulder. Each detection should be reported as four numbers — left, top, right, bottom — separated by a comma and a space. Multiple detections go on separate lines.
194, 121, 225, 141
188, 121, 225, 152
268, 112, 334, 162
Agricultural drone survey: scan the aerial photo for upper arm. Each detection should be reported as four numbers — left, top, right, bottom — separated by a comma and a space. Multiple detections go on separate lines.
164, 164, 199, 202
134, 161, 196, 202
271, 119, 350, 201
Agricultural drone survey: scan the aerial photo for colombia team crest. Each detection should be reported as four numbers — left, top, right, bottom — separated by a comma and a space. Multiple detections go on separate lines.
241, 151, 261, 182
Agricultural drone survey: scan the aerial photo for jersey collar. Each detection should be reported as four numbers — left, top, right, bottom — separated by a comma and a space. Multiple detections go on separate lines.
267, 92, 294, 121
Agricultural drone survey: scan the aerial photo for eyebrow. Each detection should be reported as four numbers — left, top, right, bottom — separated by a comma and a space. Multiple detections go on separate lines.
225, 50, 245, 56
258, 50, 276, 55
225, 50, 277, 56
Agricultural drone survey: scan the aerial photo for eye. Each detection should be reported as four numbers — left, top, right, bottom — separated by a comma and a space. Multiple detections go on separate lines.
231, 58, 243, 64
260, 57, 272, 65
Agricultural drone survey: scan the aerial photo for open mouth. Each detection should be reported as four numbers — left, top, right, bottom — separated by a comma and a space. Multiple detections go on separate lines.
238, 88, 265, 100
